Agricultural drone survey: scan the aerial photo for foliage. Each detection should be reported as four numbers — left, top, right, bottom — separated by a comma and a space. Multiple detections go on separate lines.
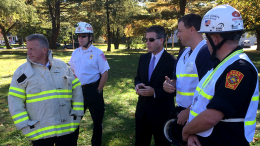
0, 0, 36, 49
217, 0, 260, 50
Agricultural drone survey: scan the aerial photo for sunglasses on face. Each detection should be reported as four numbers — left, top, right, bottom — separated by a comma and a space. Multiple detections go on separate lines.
77, 34, 89, 38
145, 38, 160, 42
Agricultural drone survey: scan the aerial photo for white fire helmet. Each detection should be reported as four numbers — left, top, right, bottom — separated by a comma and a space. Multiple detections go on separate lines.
199, 5, 244, 33
75, 22, 94, 34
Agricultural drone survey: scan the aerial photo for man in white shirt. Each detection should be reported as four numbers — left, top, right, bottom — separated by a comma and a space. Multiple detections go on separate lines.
69, 22, 110, 146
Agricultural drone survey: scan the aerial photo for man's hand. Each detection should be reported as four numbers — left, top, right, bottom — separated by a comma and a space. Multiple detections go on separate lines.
177, 107, 190, 125
135, 83, 145, 92
163, 76, 176, 93
187, 135, 201, 146
136, 86, 154, 96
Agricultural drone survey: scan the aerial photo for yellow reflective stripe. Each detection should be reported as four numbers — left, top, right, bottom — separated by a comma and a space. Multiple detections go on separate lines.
12, 111, 28, 119
72, 78, 79, 84
196, 86, 201, 92
9, 92, 26, 99
245, 119, 256, 126
200, 90, 213, 100
72, 83, 81, 90
14, 116, 29, 124
9, 86, 25, 93
27, 89, 72, 98
180, 74, 198, 77
177, 90, 194, 96
252, 96, 259, 101
73, 107, 84, 110
190, 110, 198, 117
72, 102, 84, 105
26, 95, 72, 103
176, 75, 180, 78
25, 123, 79, 137
28, 128, 77, 140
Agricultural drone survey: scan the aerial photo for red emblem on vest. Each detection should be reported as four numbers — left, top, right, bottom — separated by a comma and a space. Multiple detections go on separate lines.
225, 70, 244, 90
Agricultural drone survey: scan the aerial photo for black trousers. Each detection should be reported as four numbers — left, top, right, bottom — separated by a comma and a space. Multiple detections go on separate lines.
32, 132, 76, 146
75, 79, 105, 146
135, 113, 171, 146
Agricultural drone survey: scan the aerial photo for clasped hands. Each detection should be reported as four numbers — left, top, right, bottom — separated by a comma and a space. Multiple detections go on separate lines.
135, 83, 154, 96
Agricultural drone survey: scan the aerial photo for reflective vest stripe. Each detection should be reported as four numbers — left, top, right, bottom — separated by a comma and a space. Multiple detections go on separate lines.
200, 90, 213, 100
25, 123, 79, 137
73, 107, 84, 110
29, 128, 77, 140
190, 110, 198, 117
14, 116, 29, 124
9, 92, 26, 99
12, 111, 28, 119
72, 102, 84, 105
27, 89, 72, 98
252, 96, 259, 101
176, 74, 198, 78
26, 95, 72, 103
25, 123, 79, 140
177, 90, 194, 96
245, 119, 256, 126
9, 86, 25, 93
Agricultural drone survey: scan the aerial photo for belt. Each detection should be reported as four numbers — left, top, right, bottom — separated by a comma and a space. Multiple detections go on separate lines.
81, 80, 99, 89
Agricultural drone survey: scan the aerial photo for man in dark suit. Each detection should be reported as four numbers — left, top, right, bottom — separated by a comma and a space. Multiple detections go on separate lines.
134, 25, 176, 146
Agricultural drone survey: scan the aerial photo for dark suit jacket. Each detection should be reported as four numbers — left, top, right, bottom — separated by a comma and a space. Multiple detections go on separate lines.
135, 50, 176, 124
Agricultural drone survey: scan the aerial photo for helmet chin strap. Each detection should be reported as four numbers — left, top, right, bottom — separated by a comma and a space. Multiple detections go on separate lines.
206, 33, 227, 61
83, 33, 93, 48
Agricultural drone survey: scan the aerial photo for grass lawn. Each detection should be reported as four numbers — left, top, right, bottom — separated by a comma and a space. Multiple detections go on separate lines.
0, 48, 260, 146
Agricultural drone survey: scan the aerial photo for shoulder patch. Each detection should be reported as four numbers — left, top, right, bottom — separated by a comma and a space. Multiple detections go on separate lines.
225, 70, 244, 90
17, 73, 27, 83
100, 53, 107, 61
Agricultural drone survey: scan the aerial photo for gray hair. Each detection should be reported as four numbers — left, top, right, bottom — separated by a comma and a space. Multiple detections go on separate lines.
26, 34, 49, 51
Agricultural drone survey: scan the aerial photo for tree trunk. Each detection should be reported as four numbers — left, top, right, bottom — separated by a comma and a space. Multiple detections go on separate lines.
114, 28, 120, 49
106, 0, 111, 52
256, 28, 260, 51
0, 23, 16, 49
48, 1, 61, 49
178, 0, 186, 53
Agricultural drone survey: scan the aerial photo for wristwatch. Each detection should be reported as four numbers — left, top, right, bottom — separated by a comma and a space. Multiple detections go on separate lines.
97, 90, 103, 94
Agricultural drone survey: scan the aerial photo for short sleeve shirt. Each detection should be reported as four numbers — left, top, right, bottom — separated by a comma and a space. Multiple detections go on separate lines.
173, 45, 214, 81
197, 47, 257, 146
69, 45, 110, 85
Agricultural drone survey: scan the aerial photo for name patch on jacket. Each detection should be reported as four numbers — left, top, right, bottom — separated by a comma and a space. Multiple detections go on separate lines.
225, 70, 244, 90
17, 73, 27, 83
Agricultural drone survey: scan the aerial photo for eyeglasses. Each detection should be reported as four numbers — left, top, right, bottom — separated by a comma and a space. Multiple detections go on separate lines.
77, 34, 89, 38
145, 38, 160, 42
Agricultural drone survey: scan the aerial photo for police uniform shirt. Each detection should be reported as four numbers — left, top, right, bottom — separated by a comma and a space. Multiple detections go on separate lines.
69, 45, 110, 85
197, 46, 257, 146
173, 45, 214, 81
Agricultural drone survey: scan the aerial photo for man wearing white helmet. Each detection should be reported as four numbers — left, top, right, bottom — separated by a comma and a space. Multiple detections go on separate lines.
182, 5, 259, 146
69, 22, 110, 146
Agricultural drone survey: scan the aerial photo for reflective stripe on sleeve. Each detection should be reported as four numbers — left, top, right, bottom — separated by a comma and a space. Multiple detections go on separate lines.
72, 102, 84, 105
9, 86, 26, 99
73, 107, 84, 110
12, 111, 29, 124
72, 78, 81, 90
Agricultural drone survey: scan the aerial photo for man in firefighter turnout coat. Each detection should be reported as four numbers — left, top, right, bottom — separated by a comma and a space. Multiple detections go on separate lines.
8, 34, 84, 146
182, 5, 259, 146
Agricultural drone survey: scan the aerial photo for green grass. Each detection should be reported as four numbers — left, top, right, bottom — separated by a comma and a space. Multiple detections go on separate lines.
0, 48, 260, 146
